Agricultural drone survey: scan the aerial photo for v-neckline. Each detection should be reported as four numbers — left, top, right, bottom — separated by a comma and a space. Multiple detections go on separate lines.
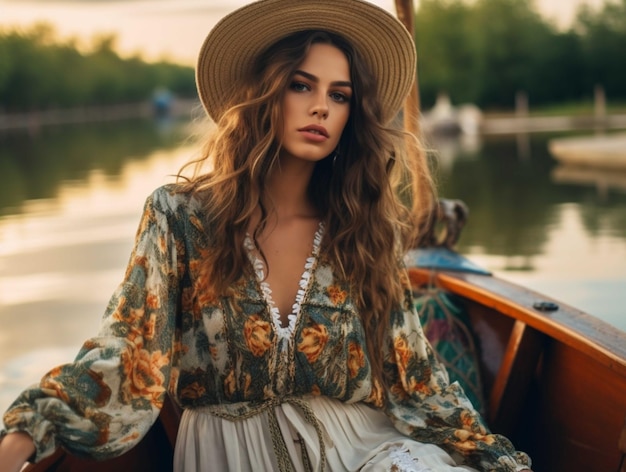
244, 222, 324, 341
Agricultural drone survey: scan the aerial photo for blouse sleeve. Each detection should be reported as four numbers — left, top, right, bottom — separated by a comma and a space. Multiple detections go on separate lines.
382, 267, 532, 471
1, 187, 182, 463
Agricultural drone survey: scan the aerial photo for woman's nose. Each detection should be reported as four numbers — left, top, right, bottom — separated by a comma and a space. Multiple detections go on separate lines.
310, 94, 329, 119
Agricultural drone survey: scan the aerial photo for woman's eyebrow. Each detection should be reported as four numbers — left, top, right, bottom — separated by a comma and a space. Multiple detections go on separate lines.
294, 70, 352, 88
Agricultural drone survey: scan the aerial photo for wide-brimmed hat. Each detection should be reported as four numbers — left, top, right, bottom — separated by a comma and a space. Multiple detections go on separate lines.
196, 0, 416, 124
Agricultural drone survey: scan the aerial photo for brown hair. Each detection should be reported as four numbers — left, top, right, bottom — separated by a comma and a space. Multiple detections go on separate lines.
178, 30, 435, 390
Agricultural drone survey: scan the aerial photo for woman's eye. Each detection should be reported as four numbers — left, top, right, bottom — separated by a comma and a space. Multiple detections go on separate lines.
330, 92, 349, 103
290, 81, 309, 92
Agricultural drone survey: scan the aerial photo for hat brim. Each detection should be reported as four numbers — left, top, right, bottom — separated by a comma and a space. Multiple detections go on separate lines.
196, 0, 416, 124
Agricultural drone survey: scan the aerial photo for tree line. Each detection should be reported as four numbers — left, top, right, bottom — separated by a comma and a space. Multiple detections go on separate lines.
0, 23, 196, 113
414, 0, 626, 109
1, 0, 625, 113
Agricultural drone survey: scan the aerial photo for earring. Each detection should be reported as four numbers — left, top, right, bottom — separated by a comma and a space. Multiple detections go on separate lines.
332, 148, 339, 167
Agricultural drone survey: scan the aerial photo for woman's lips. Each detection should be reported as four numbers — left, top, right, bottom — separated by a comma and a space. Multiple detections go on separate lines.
298, 125, 329, 142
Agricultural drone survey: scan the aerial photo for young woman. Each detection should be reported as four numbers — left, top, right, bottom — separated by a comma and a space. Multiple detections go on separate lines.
0, 0, 532, 471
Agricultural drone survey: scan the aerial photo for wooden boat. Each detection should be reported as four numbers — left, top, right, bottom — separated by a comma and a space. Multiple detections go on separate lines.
20, 1, 626, 471
548, 133, 626, 170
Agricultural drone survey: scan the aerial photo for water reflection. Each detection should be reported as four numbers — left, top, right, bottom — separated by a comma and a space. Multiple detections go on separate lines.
434, 134, 557, 259
552, 164, 626, 198
434, 132, 626, 257
0, 117, 186, 215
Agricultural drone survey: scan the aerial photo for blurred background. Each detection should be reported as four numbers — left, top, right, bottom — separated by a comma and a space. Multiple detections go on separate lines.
1, 0, 625, 415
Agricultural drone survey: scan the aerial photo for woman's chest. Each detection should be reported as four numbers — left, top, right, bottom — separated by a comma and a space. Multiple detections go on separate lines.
175, 265, 372, 403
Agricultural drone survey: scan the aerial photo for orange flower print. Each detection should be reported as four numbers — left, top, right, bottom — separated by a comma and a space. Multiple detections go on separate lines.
193, 265, 219, 307
368, 379, 385, 407
173, 339, 189, 357
311, 384, 321, 396
326, 285, 347, 305
298, 324, 329, 363
244, 314, 272, 357
453, 429, 496, 451
158, 233, 167, 254
393, 334, 412, 379
146, 293, 160, 310
389, 381, 410, 402
124, 307, 146, 344
40, 370, 70, 404
452, 411, 495, 450
347, 341, 365, 378
121, 431, 140, 444
42, 367, 112, 407
180, 381, 206, 400
224, 369, 236, 397
112, 296, 129, 323
121, 345, 170, 407
243, 373, 252, 397
129, 256, 148, 279
143, 313, 156, 340
209, 345, 219, 360
407, 377, 433, 396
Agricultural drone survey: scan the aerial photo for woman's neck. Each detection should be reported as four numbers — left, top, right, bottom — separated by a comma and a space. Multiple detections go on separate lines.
264, 159, 318, 220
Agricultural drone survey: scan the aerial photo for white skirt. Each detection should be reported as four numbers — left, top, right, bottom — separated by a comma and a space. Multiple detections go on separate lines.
173, 396, 478, 472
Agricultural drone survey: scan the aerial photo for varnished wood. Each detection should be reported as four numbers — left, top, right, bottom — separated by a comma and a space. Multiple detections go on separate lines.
408, 269, 626, 376
487, 320, 545, 436
409, 267, 626, 472
618, 415, 626, 472
394, 0, 421, 137
160, 392, 182, 448
524, 342, 626, 471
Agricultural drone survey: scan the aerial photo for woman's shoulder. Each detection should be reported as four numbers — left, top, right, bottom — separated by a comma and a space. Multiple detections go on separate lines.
146, 183, 204, 216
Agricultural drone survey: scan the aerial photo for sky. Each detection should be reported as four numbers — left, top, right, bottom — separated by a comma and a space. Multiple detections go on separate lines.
0, 0, 610, 66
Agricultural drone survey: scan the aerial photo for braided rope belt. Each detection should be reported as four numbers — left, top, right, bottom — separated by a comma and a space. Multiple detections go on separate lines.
204, 396, 328, 472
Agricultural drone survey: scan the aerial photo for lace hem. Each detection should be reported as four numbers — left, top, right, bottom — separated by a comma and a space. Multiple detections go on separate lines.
388, 446, 432, 472
244, 222, 324, 340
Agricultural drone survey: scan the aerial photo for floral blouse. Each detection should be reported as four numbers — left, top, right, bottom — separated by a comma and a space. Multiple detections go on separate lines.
1, 185, 531, 471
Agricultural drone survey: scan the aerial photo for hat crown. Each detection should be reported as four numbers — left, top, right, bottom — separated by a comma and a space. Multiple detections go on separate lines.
196, 0, 416, 124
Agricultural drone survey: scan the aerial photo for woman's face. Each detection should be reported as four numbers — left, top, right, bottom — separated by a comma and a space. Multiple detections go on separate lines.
279, 42, 352, 165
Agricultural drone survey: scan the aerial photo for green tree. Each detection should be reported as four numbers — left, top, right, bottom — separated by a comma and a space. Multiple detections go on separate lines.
414, 0, 476, 107
414, 0, 591, 109
575, 0, 626, 100
0, 24, 196, 112
468, 0, 552, 107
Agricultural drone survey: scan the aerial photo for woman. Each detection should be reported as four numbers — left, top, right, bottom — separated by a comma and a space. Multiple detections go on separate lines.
0, 0, 532, 471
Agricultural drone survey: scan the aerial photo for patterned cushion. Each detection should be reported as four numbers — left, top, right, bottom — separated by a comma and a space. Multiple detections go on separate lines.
413, 288, 486, 415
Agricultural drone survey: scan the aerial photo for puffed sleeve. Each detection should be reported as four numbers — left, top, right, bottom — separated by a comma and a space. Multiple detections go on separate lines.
1, 186, 182, 463
383, 267, 532, 471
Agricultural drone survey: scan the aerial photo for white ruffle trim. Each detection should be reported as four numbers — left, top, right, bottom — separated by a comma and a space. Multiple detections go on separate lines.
244, 222, 324, 341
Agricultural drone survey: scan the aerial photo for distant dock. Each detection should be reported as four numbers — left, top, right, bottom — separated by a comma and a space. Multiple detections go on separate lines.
481, 113, 626, 135
0, 99, 200, 131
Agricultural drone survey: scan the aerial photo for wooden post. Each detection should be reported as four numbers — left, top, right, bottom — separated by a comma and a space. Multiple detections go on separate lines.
515, 90, 529, 117
594, 84, 606, 120
394, 0, 421, 137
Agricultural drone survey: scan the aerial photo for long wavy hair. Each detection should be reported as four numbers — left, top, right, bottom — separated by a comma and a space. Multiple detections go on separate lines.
178, 30, 436, 391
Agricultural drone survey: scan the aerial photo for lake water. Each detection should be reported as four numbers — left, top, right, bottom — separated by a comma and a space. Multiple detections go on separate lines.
1, 116, 625, 416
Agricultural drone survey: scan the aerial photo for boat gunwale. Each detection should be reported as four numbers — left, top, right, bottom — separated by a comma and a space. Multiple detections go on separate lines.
409, 267, 626, 377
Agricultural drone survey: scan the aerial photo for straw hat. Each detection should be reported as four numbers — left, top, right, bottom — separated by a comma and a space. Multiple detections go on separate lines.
196, 0, 416, 124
